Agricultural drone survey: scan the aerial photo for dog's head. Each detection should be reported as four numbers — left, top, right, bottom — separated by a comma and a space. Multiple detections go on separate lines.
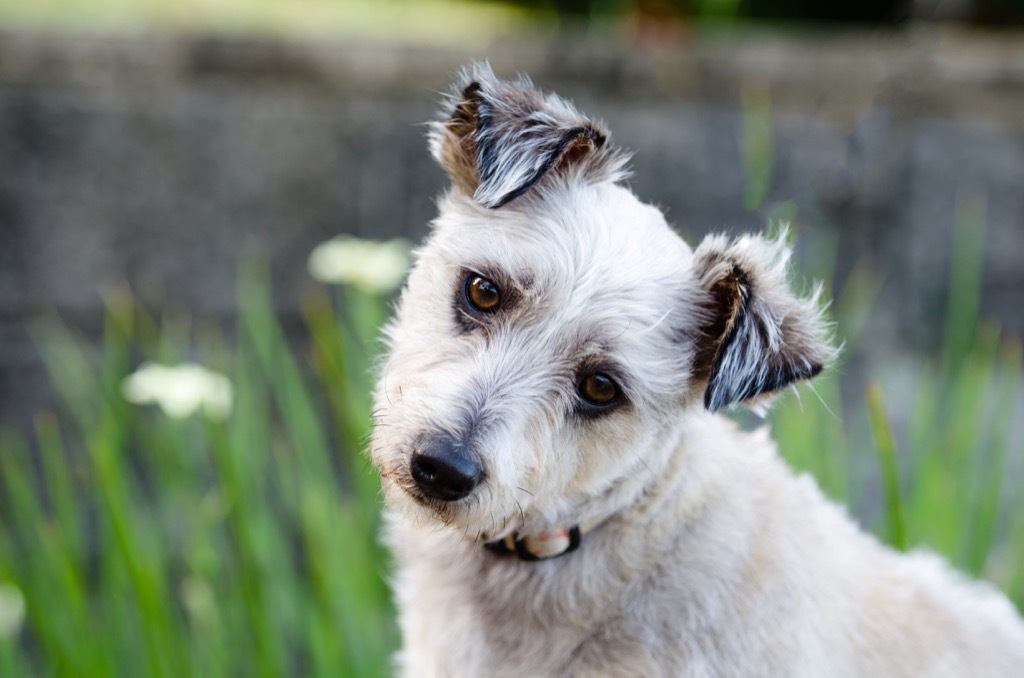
371, 64, 834, 542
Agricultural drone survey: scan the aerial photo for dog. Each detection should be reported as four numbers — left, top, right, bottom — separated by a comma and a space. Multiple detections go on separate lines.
369, 64, 1024, 677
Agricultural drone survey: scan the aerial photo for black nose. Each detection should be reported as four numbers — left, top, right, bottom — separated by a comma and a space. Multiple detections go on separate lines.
410, 441, 483, 502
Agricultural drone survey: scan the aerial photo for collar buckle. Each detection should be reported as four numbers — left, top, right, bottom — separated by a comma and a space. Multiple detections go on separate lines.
485, 525, 582, 561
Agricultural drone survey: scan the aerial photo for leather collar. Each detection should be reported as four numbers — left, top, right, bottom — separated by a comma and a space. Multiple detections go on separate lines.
484, 525, 583, 561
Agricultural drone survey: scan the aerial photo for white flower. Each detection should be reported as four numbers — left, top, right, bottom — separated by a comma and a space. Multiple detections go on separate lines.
121, 362, 233, 420
308, 236, 411, 294
0, 582, 25, 640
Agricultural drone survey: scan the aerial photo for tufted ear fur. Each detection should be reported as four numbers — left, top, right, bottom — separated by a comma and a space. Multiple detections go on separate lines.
691, 231, 836, 412
428, 63, 629, 209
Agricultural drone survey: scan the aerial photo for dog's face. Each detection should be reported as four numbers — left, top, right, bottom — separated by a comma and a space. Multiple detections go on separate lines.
371, 65, 833, 541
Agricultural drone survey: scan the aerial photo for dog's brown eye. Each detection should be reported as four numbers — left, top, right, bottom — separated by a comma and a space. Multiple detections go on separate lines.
466, 276, 501, 312
578, 373, 618, 407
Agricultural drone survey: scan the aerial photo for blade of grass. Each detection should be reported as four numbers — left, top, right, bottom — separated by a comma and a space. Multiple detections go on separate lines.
34, 413, 82, 561
968, 337, 1023, 577
96, 293, 181, 678
207, 417, 283, 678
866, 383, 906, 551
741, 83, 774, 212
239, 260, 332, 481
1008, 497, 1024, 607
946, 322, 1000, 569
943, 191, 986, 377
301, 290, 381, 526
29, 317, 100, 435
0, 429, 82, 675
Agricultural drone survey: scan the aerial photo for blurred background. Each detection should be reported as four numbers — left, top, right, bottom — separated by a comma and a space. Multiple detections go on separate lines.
0, 1, 1022, 676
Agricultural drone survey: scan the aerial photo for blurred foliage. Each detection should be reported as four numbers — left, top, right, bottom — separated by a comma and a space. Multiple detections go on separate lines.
0, 0, 1021, 39
526, 0, 908, 22
743, 90, 1024, 595
0, 0, 542, 45
771, 213, 1024, 598
0, 265, 397, 676
510, 0, 1023, 24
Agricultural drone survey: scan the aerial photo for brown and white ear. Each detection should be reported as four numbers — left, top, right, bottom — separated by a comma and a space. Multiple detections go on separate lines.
428, 63, 628, 209
692, 231, 836, 412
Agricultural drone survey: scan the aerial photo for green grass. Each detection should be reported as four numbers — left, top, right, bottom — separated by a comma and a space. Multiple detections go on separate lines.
0, 263, 396, 676
774, 306, 1024, 601
741, 91, 1024, 603
769, 204, 1024, 605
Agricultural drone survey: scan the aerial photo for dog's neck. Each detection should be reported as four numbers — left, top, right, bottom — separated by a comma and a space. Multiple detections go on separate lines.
483, 418, 693, 562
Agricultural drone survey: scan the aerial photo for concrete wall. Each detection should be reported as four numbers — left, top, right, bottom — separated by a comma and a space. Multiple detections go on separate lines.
1, 28, 1023, 425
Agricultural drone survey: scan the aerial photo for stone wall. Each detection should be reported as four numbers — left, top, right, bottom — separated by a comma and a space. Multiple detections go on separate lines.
1, 27, 1023, 425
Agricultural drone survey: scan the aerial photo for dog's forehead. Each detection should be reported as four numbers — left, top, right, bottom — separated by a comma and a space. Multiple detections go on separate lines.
434, 184, 692, 302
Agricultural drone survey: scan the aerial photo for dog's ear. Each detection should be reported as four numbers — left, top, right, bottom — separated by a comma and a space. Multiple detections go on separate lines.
691, 232, 835, 412
429, 64, 627, 209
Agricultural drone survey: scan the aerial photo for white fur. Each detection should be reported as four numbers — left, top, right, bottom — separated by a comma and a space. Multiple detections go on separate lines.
370, 67, 1024, 677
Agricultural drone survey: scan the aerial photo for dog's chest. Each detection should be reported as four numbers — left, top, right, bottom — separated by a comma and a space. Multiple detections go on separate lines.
392, 538, 683, 676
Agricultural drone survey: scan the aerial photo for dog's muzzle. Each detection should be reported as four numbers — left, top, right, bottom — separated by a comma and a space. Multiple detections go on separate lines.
409, 438, 483, 502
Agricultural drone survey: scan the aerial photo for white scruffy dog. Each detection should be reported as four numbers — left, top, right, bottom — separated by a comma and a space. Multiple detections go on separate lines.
370, 64, 1024, 677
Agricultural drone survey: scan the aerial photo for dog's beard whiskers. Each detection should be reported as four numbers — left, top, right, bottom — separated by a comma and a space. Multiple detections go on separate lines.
514, 496, 526, 531
357, 453, 377, 480
804, 381, 840, 422
382, 365, 396, 407
483, 489, 526, 538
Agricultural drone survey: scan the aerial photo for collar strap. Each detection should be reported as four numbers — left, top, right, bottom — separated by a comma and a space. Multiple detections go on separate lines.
485, 525, 582, 561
